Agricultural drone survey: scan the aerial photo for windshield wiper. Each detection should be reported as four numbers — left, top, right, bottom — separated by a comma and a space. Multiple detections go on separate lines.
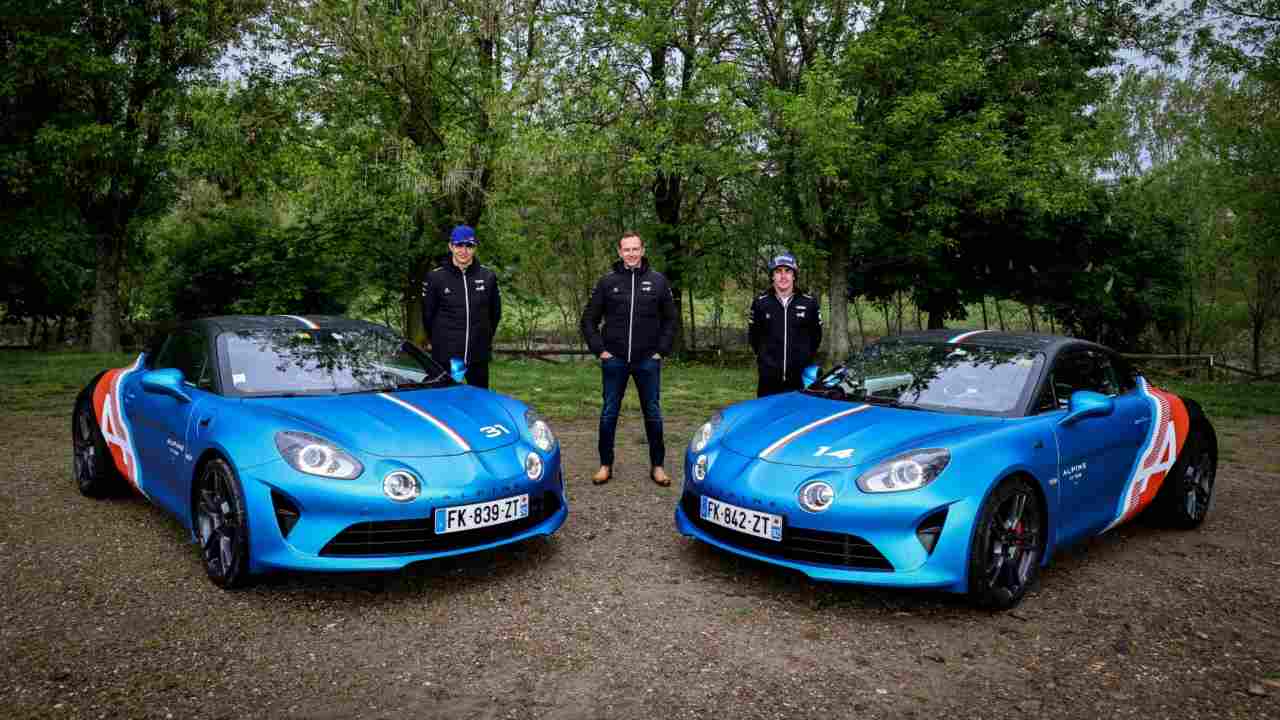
861, 394, 924, 410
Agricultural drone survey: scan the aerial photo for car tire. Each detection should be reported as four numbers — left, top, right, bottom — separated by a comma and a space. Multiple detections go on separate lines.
966, 476, 1044, 610
194, 457, 253, 589
1153, 423, 1216, 530
71, 395, 124, 498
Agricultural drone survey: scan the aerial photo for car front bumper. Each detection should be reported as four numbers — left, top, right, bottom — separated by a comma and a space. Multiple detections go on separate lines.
676, 447, 977, 593
238, 446, 566, 574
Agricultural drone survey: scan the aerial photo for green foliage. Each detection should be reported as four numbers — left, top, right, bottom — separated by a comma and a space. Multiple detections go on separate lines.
0, 351, 136, 413
1, 0, 264, 350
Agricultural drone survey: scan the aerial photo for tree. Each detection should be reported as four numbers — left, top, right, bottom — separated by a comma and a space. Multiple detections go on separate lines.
281, 0, 549, 342
576, 0, 758, 353
738, 0, 1138, 361
2, 0, 263, 351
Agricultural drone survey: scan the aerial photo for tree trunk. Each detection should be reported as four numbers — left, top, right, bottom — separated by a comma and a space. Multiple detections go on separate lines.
686, 286, 696, 351
852, 294, 865, 349
1252, 314, 1264, 376
90, 233, 124, 353
981, 297, 989, 329
995, 299, 1006, 331
652, 175, 686, 356
826, 239, 850, 365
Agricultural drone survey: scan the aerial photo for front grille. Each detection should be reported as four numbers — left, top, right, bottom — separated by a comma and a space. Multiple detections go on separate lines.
682, 492, 893, 571
321, 492, 561, 557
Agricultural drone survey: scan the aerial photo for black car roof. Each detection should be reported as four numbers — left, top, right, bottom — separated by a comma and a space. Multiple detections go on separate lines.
188, 315, 397, 335
881, 329, 1110, 355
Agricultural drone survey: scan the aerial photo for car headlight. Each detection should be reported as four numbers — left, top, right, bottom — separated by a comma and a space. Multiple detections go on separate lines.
525, 409, 556, 452
693, 454, 709, 482
856, 448, 949, 493
274, 431, 364, 480
383, 471, 420, 502
798, 481, 835, 512
525, 451, 543, 480
690, 411, 723, 453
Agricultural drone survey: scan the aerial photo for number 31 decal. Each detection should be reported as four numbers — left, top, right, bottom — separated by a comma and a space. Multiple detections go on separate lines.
479, 424, 511, 438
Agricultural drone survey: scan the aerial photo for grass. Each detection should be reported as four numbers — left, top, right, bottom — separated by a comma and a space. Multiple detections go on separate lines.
0, 351, 757, 424
0, 350, 137, 413
1148, 374, 1280, 420
3, 350, 1276, 426
488, 357, 757, 423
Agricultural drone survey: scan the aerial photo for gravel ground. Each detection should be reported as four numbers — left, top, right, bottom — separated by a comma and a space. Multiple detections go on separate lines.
3, 406, 1279, 720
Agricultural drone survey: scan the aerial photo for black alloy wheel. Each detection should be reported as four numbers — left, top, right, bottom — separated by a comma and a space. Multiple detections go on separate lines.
968, 477, 1043, 610
1181, 447, 1215, 524
194, 458, 252, 588
1156, 426, 1216, 530
72, 399, 120, 498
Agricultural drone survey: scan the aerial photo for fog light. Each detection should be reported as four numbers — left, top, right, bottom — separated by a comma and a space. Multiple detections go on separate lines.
693, 454, 709, 482
916, 508, 948, 554
525, 451, 543, 480
798, 481, 835, 513
383, 471, 420, 502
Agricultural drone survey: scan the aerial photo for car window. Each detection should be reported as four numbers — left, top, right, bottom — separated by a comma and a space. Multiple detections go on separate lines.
1047, 350, 1118, 409
817, 343, 1043, 415
152, 330, 214, 391
219, 327, 450, 396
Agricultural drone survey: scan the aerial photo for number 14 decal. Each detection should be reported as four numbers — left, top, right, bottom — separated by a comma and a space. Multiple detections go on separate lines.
813, 446, 855, 459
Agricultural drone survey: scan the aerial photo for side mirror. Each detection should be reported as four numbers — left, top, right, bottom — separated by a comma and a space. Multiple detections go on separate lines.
802, 365, 821, 388
1059, 390, 1113, 426
141, 368, 191, 403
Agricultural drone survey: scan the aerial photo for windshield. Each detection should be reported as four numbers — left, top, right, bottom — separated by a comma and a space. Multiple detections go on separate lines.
217, 327, 451, 397
809, 342, 1043, 415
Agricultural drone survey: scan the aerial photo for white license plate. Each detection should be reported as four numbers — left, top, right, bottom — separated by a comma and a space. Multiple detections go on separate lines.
700, 496, 783, 542
435, 494, 529, 534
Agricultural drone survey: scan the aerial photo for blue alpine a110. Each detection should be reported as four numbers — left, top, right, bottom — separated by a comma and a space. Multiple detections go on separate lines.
678, 330, 1217, 608
72, 316, 566, 587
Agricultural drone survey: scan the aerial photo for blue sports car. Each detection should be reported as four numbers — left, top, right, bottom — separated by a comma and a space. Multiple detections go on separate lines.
678, 330, 1217, 608
72, 316, 566, 588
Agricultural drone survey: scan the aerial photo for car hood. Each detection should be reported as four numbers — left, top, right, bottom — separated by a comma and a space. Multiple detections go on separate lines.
248, 386, 518, 457
720, 394, 1002, 468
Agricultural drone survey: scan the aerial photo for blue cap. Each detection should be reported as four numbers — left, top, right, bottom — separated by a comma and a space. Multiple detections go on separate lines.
768, 251, 798, 273
450, 225, 477, 246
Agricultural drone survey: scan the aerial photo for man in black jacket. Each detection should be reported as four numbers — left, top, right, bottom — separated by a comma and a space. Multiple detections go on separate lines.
749, 250, 822, 397
580, 231, 676, 486
421, 224, 502, 389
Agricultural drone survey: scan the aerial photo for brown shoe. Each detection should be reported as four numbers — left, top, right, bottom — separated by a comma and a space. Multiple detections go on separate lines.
592, 466, 611, 485
651, 466, 671, 487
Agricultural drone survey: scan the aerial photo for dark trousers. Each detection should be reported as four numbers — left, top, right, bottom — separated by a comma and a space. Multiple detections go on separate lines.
757, 371, 804, 398
598, 356, 664, 468
464, 362, 490, 389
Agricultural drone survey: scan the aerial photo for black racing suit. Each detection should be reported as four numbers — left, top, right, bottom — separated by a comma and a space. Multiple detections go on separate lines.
421, 260, 501, 387
748, 290, 822, 397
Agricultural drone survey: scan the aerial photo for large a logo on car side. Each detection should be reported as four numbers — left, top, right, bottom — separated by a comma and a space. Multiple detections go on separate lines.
1105, 379, 1189, 531
91, 354, 147, 495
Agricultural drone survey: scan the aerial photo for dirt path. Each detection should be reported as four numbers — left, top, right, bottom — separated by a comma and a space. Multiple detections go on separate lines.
2, 409, 1278, 719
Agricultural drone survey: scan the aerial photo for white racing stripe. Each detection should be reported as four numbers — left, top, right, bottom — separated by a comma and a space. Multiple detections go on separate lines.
280, 314, 320, 329
948, 329, 992, 343
112, 354, 147, 495
377, 393, 472, 453
759, 404, 871, 458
